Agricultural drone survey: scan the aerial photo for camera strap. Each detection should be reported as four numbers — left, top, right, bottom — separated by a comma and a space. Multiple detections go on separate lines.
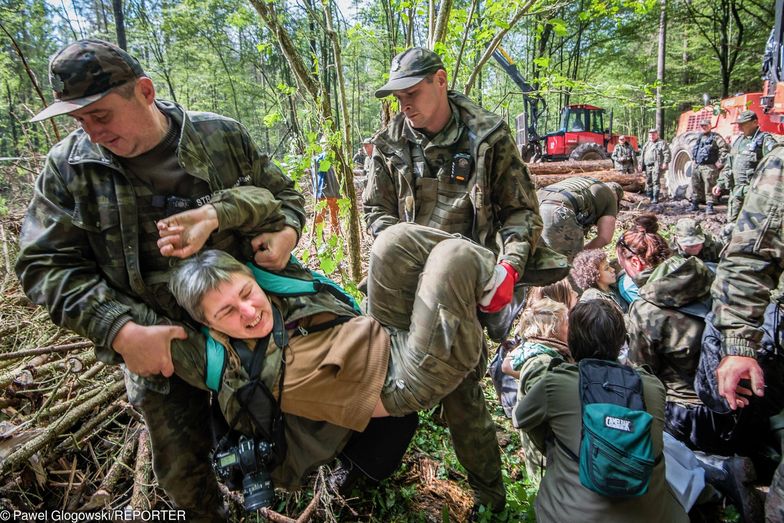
221, 305, 288, 455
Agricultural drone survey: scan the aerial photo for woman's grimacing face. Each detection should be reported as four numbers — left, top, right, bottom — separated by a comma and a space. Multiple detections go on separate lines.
200, 273, 274, 339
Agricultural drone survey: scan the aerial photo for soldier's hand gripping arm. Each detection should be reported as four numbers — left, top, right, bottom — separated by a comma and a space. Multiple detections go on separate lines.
711, 147, 784, 409
239, 125, 305, 269
157, 187, 286, 258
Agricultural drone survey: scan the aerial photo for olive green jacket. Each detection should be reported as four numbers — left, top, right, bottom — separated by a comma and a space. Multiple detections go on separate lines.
15, 100, 304, 367
716, 130, 778, 190
514, 363, 687, 523
363, 91, 542, 276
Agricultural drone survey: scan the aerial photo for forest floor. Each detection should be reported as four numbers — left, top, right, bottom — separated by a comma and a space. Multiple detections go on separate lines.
0, 168, 744, 522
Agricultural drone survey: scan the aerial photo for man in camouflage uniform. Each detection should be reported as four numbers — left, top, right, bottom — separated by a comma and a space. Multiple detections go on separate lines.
364, 47, 544, 514
711, 143, 784, 522
536, 177, 624, 260
14, 40, 305, 522
713, 110, 778, 237
611, 135, 637, 174
690, 118, 729, 215
639, 128, 671, 203
669, 217, 724, 264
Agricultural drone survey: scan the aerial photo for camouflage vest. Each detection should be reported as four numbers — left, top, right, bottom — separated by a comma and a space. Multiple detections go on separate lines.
407, 119, 476, 236
693, 134, 719, 165
539, 177, 603, 227
731, 131, 770, 185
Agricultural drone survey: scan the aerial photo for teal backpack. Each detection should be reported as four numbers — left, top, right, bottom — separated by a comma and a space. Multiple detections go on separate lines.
556, 359, 658, 498
202, 255, 360, 392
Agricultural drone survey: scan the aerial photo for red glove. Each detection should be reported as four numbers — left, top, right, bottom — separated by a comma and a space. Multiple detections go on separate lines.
479, 261, 519, 313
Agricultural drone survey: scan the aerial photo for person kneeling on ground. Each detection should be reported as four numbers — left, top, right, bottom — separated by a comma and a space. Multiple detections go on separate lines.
514, 299, 688, 523
501, 298, 571, 481
166, 222, 502, 493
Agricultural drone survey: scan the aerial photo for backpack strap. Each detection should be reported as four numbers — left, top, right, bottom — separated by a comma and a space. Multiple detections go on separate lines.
203, 327, 227, 393
247, 256, 360, 313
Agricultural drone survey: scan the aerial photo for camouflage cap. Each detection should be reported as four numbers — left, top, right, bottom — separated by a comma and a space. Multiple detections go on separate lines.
374, 47, 445, 98
648, 128, 658, 134
699, 118, 712, 127
733, 110, 758, 124
31, 39, 145, 122
618, 135, 627, 141
675, 218, 705, 246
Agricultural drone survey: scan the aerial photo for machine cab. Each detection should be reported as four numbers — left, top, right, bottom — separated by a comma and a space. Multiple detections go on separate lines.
545, 105, 607, 160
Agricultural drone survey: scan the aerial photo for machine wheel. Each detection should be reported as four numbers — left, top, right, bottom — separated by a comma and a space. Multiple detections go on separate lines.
667, 132, 700, 200
569, 142, 608, 161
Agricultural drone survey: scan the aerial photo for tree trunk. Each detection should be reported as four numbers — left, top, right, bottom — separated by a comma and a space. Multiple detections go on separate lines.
322, 0, 363, 282
111, 0, 127, 50
656, 0, 666, 134
250, 0, 362, 282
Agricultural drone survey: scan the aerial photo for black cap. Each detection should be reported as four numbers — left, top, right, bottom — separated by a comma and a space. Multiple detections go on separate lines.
374, 47, 445, 98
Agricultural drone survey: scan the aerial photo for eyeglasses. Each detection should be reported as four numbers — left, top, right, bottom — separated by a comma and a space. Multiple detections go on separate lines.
616, 235, 639, 257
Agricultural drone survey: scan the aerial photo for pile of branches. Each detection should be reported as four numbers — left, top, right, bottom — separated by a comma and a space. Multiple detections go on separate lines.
0, 213, 162, 515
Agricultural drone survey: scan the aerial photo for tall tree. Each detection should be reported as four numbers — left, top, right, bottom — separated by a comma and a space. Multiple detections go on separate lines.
655, 0, 666, 133
249, 0, 363, 282
112, 0, 127, 49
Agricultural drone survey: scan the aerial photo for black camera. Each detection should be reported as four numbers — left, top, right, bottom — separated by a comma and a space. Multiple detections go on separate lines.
213, 437, 275, 511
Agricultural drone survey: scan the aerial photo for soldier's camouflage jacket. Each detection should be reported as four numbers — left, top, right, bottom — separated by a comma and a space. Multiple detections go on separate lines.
640, 138, 671, 169
626, 255, 715, 404
716, 130, 778, 191
712, 144, 784, 358
15, 100, 305, 368
611, 142, 637, 172
363, 91, 542, 276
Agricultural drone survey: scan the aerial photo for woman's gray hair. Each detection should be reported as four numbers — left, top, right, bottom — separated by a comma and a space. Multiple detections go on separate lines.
169, 250, 252, 324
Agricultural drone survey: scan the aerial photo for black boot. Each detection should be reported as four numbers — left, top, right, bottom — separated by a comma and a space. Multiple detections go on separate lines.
705, 202, 715, 215
651, 189, 659, 204
690, 200, 700, 212
694, 452, 763, 523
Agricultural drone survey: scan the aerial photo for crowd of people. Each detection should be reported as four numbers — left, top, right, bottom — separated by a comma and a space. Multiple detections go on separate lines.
14, 38, 784, 523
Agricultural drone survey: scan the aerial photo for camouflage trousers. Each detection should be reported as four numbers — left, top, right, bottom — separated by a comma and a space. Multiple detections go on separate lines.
368, 223, 505, 509
124, 373, 227, 523
643, 164, 663, 194
538, 203, 584, 261
692, 165, 719, 204
613, 161, 635, 174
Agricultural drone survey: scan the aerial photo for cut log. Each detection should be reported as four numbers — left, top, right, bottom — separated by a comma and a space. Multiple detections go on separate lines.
527, 159, 613, 175
532, 171, 645, 193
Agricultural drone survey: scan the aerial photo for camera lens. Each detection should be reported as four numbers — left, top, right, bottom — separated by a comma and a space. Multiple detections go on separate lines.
243, 470, 275, 511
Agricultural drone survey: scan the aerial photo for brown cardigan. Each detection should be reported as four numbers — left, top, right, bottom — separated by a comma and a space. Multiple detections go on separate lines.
212, 314, 390, 433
